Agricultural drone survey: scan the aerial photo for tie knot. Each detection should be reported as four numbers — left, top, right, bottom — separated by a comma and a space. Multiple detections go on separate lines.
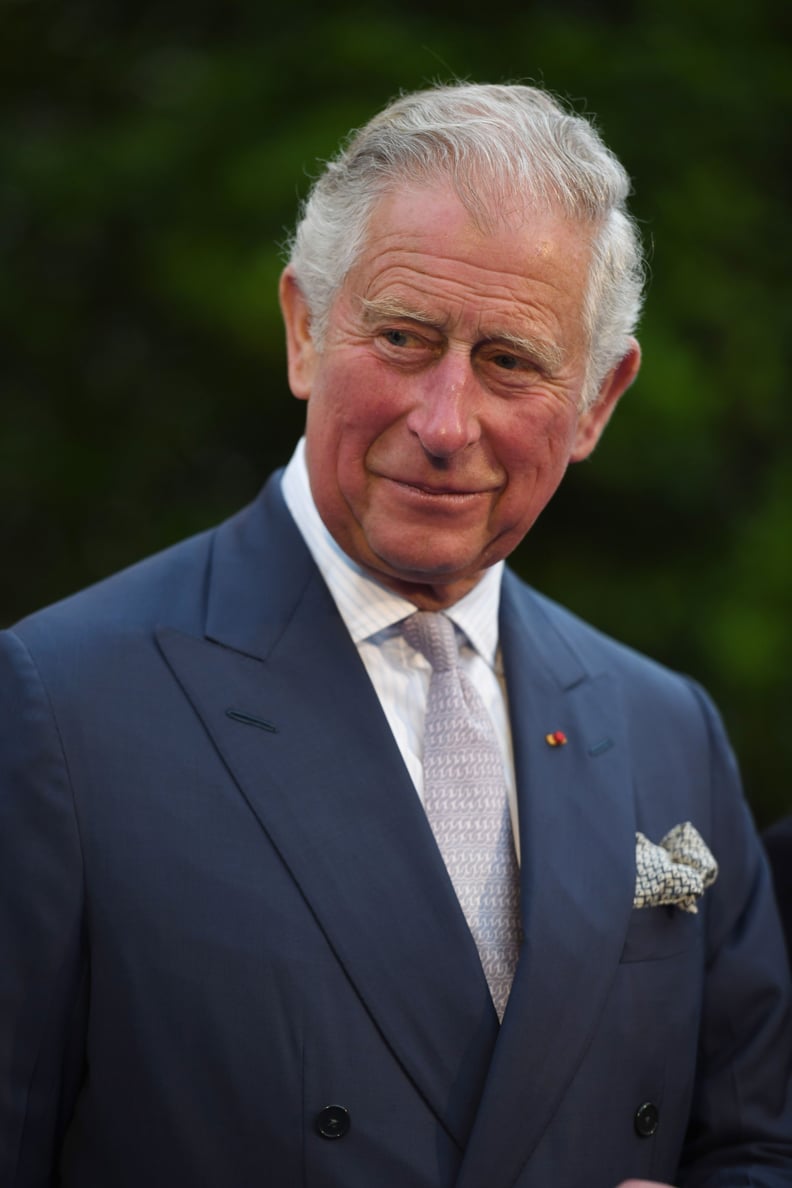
402, 612, 458, 673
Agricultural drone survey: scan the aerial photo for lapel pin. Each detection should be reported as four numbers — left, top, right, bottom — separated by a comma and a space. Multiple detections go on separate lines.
545, 730, 568, 747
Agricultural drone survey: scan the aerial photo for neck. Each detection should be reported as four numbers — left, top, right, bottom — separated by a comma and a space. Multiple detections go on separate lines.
358, 566, 482, 611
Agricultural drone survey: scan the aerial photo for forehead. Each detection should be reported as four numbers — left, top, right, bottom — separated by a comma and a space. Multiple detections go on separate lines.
340, 183, 593, 340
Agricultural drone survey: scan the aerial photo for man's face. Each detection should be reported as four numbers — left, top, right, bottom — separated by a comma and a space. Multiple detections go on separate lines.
280, 183, 639, 608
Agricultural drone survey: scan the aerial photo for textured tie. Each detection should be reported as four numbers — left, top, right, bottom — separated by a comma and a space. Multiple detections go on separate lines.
403, 611, 521, 1021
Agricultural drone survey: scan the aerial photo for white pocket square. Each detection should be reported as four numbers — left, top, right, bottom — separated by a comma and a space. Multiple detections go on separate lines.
634, 822, 718, 914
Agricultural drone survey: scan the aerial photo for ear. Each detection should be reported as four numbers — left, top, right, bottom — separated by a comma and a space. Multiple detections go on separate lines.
570, 338, 641, 462
279, 265, 318, 401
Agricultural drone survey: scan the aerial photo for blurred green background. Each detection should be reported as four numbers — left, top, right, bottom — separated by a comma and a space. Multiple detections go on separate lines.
2, 0, 789, 825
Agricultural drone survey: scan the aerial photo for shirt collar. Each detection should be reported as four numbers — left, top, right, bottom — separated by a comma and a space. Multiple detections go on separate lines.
281, 438, 504, 669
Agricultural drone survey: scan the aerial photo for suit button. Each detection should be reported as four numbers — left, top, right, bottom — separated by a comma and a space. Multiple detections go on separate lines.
315, 1104, 351, 1140
634, 1101, 659, 1137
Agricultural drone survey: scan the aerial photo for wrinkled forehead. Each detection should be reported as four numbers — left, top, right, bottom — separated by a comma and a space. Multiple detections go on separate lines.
350, 180, 595, 288
352, 172, 598, 279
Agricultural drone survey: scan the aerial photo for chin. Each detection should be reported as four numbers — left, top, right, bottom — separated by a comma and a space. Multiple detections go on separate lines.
371, 547, 484, 587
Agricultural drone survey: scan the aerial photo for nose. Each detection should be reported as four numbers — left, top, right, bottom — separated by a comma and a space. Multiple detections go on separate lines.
405, 353, 481, 459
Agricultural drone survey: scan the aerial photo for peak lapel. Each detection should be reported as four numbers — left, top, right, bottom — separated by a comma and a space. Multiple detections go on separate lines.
157, 477, 499, 1150
456, 576, 637, 1188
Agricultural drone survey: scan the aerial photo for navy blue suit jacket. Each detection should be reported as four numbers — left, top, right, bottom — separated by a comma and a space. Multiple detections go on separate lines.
1, 474, 791, 1186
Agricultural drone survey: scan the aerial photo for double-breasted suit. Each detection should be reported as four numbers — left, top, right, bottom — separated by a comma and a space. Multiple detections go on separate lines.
1, 474, 791, 1186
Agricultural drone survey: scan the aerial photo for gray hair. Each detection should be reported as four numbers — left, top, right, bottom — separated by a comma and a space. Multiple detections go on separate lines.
286, 82, 645, 406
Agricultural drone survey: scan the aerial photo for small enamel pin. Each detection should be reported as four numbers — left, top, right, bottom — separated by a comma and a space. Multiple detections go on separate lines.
545, 730, 568, 747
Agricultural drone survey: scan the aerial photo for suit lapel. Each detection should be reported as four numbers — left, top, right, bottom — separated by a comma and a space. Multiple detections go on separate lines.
456, 573, 637, 1188
156, 477, 499, 1151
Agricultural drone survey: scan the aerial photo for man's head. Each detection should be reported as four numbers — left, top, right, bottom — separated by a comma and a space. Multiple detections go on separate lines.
279, 83, 644, 608
287, 83, 644, 406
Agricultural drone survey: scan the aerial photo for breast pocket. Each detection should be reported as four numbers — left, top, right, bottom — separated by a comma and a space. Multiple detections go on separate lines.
620, 904, 702, 963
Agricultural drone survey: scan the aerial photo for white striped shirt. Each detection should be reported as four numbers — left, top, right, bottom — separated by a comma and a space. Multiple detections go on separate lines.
281, 438, 520, 860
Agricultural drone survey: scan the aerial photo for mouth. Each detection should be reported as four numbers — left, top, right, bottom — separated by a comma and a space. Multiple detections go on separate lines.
387, 476, 492, 496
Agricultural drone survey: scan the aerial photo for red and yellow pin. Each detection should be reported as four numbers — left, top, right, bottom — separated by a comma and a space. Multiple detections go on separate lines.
544, 730, 568, 747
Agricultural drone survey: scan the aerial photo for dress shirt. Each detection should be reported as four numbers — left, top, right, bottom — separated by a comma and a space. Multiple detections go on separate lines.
281, 439, 520, 860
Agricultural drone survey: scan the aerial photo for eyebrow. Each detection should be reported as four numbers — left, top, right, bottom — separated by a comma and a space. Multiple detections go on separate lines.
358, 295, 565, 373
359, 295, 444, 328
483, 331, 565, 373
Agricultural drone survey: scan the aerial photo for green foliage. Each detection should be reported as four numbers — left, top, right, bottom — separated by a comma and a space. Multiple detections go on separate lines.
2, 0, 790, 823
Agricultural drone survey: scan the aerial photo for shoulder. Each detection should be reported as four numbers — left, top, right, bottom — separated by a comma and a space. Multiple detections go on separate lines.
501, 569, 747, 850
9, 521, 217, 650
502, 567, 704, 712
7, 474, 288, 654
0, 524, 218, 724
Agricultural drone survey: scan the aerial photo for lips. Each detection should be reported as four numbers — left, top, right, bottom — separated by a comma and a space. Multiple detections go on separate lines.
407, 481, 483, 495
380, 474, 496, 497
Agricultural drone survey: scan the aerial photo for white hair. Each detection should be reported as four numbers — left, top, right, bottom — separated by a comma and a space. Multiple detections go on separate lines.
286, 82, 645, 406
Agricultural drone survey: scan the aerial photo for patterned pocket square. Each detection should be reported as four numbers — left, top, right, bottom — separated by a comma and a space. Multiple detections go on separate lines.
634, 822, 718, 913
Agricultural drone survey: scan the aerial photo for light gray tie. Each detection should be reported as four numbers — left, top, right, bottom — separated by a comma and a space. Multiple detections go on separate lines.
403, 611, 521, 1021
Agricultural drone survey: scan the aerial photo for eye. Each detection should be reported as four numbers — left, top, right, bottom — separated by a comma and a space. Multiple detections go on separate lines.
375, 323, 442, 368
383, 328, 412, 348
493, 353, 519, 370
480, 345, 544, 379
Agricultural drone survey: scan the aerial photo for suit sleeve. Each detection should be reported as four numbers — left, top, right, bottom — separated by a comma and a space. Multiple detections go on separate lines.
0, 629, 88, 1187
679, 682, 792, 1186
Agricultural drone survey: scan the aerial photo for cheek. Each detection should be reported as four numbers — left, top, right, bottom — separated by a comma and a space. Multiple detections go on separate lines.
304, 383, 386, 505
310, 357, 402, 438
491, 406, 580, 531
502, 401, 580, 473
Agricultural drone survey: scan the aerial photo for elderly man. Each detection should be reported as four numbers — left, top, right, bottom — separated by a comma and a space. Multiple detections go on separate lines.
1, 83, 790, 1187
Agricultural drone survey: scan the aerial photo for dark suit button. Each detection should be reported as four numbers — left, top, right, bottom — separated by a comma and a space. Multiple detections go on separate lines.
634, 1101, 659, 1137
315, 1104, 350, 1140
